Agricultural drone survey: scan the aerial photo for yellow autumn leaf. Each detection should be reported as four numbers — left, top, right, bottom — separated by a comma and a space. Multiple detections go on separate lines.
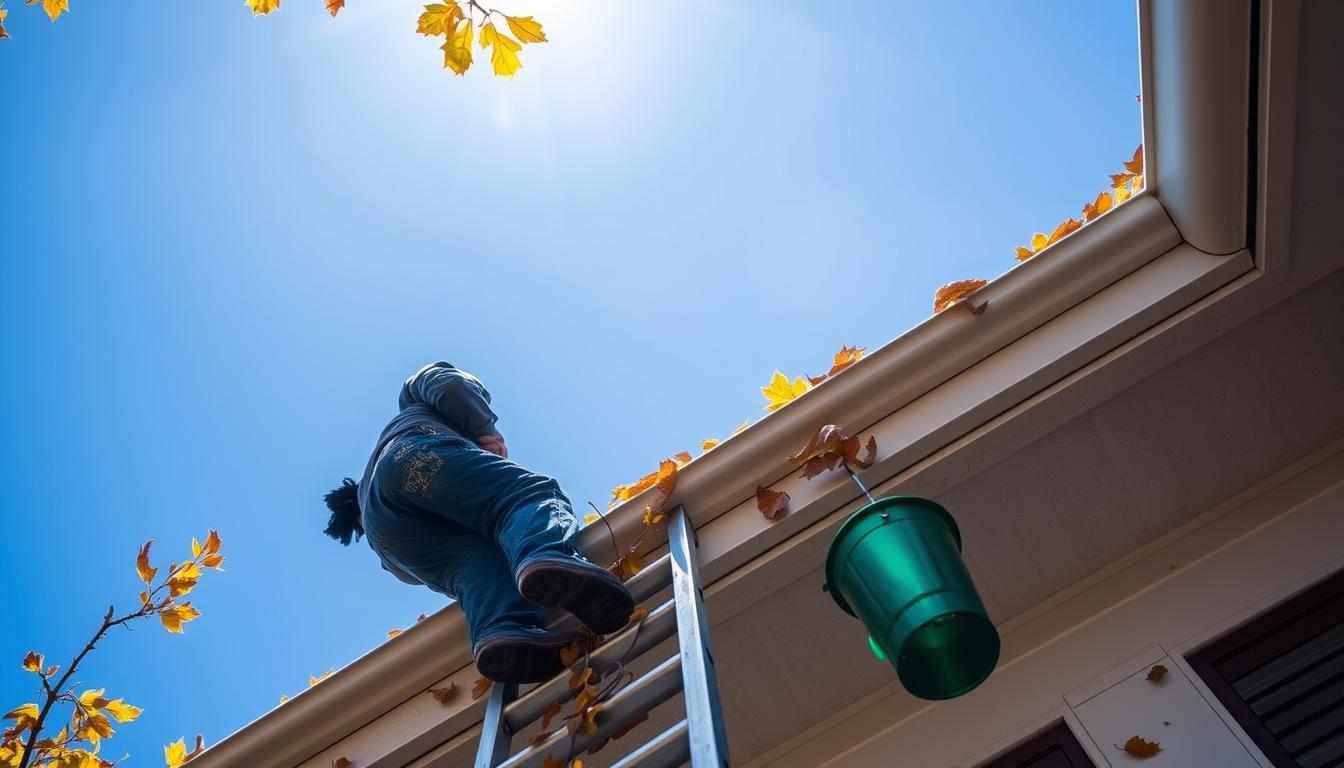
158, 602, 201, 633
441, 18, 473, 75
74, 710, 113, 744
582, 511, 600, 525
245, 0, 280, 16
103, 699, 142, 723
1081, 190, 1113, 221
731, 420, 749, 436
1123, 144, 1144, 175
78, 688, 109, 708
136, 541, 158, 585
1029, 232, 1049, 250
1014, 245, 1034, 261
4, 703, 39, 732
417, 2, 463, 36
1045, 217, 1083, 245
309, 669, 334, 686
164, 739, 187, 768
386, 628, 403, 638
326, 0, 344, 16
1115, 182, 1133, 204
479, 22, 522, 77
21, 652, 41, 673
700, 438, 720, 451
168, 562, 202, 597
761, 370, 811, 412
0, 8, 9, 39
504, 15, 547, 43
1131, 173, 1145, 192
28, 0, 68, 22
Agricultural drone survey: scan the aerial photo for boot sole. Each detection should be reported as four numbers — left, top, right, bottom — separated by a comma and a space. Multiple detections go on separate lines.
518, 559, 636, 635
475, 632, 571, 684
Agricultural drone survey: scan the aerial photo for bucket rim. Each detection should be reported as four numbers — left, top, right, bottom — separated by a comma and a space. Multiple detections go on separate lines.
822, 496, 962, 615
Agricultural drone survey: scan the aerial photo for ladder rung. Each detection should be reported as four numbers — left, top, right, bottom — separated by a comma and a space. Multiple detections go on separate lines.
607, 719, 690, 768
504, 597, 679, 733
497, 655, 683, 768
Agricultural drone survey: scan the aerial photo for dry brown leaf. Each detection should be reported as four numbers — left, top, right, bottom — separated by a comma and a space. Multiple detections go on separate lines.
613, 551, 644, 580
541, 699, 563, 729
586, 737, 611, 755
1146, 664, 1167, 682
628, 604, 649, 623
560, 640, 585, 668
933, 279, 988, 314
471, 677, 492, 701
333, 758, 352, 768
1110, 171, 1136, 189
610, 712, 649, 741
429, 683, 458, 705
568, 666, 596, 691
325, 0, 344, 16
788, 425, 878, 480
1123, 144, 1144, 175
1014, 245, 1035, 261
755, 485, 790, 521
386, 628, 402, 638
528, 730, 555, 748
1119, 735, 1162, 758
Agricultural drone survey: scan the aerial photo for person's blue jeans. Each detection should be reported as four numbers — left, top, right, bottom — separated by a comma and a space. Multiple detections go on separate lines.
362, 428, 580, 649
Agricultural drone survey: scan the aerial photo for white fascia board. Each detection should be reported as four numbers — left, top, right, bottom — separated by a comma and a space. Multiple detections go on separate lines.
193, 0, 1270, 764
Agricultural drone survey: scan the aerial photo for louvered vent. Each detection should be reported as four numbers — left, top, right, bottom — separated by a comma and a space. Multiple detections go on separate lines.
1189, 568, 1344, 768
980, 721, 1095, 768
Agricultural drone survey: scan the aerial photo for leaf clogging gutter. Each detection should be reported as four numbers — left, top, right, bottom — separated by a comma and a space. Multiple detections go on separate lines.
192, 1, 1254, 765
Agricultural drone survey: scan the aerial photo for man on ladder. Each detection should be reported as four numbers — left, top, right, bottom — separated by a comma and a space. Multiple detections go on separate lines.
321, 361, 634, 684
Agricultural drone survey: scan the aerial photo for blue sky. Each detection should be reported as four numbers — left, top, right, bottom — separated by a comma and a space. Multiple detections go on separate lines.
0, 0, 1139, 761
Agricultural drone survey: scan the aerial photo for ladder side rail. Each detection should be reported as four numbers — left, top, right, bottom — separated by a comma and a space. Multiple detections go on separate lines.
667, 506, 731, 768
473, 681, 519, 768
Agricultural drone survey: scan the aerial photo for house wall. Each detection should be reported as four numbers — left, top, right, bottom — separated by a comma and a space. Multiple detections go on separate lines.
755, 440, 1344, 768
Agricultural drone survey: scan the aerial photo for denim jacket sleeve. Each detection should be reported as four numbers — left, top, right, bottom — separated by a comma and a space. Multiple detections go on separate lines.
399, 361, 500, 439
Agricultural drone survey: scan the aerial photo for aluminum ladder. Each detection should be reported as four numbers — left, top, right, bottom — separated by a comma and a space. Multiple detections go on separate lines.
474, 505, 730, 768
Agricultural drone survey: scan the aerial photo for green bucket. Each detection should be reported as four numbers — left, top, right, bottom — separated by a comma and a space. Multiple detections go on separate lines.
823, 496, 999, 700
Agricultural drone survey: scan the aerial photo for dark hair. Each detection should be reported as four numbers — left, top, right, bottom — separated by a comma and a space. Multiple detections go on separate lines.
323, 478, 363, 545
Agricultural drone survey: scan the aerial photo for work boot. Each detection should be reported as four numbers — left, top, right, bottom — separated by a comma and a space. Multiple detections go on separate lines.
517, 554, 636, 635
473, 626, 573, 684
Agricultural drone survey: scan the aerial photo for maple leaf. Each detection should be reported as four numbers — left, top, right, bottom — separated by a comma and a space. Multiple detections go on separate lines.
582, 511, 600, 525
788, 425, 877, 480
933, 279, 988, 314
441, 18, 473, 75
4, 703, 39, 733
1014, 245, 1034, 261
333, 759, 352, 768
628, 605, 648, 623
821, 345, 866, 380
1123, 144, 1144, 175
1082, 190, 1114, 221
541, 700, 562, 729
504, 15, 547, 43
0, 8, 10, 39
75, 710, 113, 744
325, 0, 344, 17
158, 602, 201, 633
309, 669, 334, 686
164, 739, 188, 768
21, 652, 42, 673
1146, 664, 1167, 682
386, 628, 403, 638
417, 3, 462, 36
755, 485, 790, 522
1131, 173, 1145, 192
136, 541, 158, 585
761, 371, 812, 412
245, 0, 280, 16
429, 682, 458, 704
672, 450, 693, 466
471, 677, 492, 700
1110, 172, 1135, 189
479, 22, 522, 78
1119, 735, 1161, 758
1115, 182, 1134, 204
613, 551, 644, 580
1046, 217, 1083, 246
26, 0, 67, 22
700, 438, 720, 451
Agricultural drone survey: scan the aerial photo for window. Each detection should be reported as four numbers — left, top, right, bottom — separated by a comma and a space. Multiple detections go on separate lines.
980, 721, 1095, 768
1188, 568, 1344, 768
